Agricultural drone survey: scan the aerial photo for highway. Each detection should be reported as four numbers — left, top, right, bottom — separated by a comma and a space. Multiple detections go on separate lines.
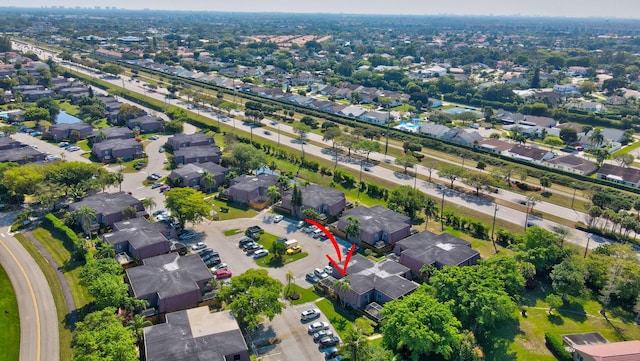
0, 212, 59, 361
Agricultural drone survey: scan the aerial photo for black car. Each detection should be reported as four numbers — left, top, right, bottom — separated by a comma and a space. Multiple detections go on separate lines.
241, 241, 258, 251
245, 244, 264, 255
246, 225, 264, 239
205, 257, 221, 267
238, 237, 254, 248
319, 336, 340, 348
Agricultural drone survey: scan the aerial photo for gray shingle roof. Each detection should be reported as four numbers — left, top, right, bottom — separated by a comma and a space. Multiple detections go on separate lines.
69, 191, 142, 216
126, 254, 213, 300
143, 307, 248, 361
229, 173, 276, 192
395, 231, 479, 268
342, 205, 411, 235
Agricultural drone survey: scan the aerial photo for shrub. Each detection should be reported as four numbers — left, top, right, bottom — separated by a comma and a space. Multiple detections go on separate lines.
43, 213, 85, 260
544, 333, 572, 361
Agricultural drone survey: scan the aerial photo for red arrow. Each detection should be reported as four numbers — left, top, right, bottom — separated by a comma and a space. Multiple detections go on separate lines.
305, 218, 355, 276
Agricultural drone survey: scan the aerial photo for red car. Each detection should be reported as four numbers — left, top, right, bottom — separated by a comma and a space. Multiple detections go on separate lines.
215, 269, 232, 279
159, 185, 171, 192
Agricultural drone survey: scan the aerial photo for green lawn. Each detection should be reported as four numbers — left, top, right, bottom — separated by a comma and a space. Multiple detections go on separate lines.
13, 233, 72, 361
31, 227, 93, 310
486, 283, 640, 361
0, 264, 20, 361
315, 298, 358, 340
286, 284, 322, 305
223, 228, 242, 236
255, 232, 308, 267
207, 198, 258, 220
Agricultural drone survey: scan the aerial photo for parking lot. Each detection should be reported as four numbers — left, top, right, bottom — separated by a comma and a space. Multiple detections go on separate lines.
190, 212, 349, 360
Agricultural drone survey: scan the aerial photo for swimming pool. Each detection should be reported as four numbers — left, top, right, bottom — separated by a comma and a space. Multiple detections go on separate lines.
395, 121, 421, 132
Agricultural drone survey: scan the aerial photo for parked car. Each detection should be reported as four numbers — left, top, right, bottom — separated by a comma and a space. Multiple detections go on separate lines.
180, 230, 197, 240
67, 146, 80, 152
313, 330, 333, 342
314, 268, 329, 279
253, 249, 269, 259
211, 263, 228, 271
306, 273, 320, 283
205, 257, 221, 267
300, 308, 321, 321
246, 225, 264, 239
286, 245, 302, 255
308, 321, 330, 334
190, 242, 206, 251
58, 142, 69, 147
324, 265, 334, 275
238, 237, 254, 248
198, 248, 214, 257
241, 241, 258, 251
151, 182, 163, 189
305, 225, 318, 233
324, 347, 340, 360
151, 173, 161, 179
297, 220, 306, 229
215, 269, 232, 279
152, 209, 166, 216
319, 336, 340, 348
244, 243, 262, 253
273, 215, 284, 223
159, 185, 171, 192
149, 135, 159, 140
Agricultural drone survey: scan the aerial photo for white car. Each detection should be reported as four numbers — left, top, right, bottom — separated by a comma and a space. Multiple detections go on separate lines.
211, 263, 228, 271
253, 249, 269, 259
314, 268, 329, 279
191, 242, 206, 251
273, 215, 284, 223
307, 321, 330, 334
300, 308, 321, 321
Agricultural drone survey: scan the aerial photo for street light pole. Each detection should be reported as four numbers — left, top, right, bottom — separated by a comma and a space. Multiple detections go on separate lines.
277, 125, 281, 147
584, 234, 592, 258
384, 115, 390, 159
491, 203, 499, 253
358, 160, 363, 200
571, 186, 577, 209
414, 165, 418, 189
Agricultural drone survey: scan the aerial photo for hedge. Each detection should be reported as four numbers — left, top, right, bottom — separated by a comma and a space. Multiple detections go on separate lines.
42, 213, 85, 260
544, 332, 573, 361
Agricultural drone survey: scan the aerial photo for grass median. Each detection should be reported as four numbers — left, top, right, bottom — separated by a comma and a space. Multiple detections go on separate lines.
0, 264, 20, 361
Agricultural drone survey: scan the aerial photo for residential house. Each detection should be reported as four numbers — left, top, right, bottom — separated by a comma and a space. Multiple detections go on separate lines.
143, 307, 250, 361
573, 340, 640, 361
339, 105, 367, 118
521, 115, 556, 128
419, 123, 451, 138
0, 146, 46, 164
562, 332, 608, 354
442, 128, 483, 146
173, 145, 222, 165
597, 163, 640, 187
92, 138, 144, 162
578, 128, 625, 148
90, 127, 134, 143
330, 254, 418, 311
279, 184, 346, 219
553, 84, 579, 94
0, 137, 22, 150
22, 89, 55, 102
47, 122, 94, 141
168, 162, 228, 190
506, 145, 554, 163
336, 205, 411, 249
69, 192, 146, 227
126, 115, 163, 133
103, 221, 171, 260
393, 231, 480, 277
58, 86, 90, 99
566, 66, 589, 77
565, 101, 607, 113
496, 109, 526, 125
227, 173, 277, 204
478, 139, 514, 155
112, 217, 177, 244
125, 254, 213, 314
545, 155, 598, 176
360, 111, 392, 125
165, 133, 215, 151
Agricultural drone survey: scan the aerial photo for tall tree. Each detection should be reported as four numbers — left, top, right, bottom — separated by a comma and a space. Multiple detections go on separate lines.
395, 154, 418, 174
382, 286, 463, 360
72, 307, 138, 361
551, 256, 587, 301
164, 188, 212, 228
388, 185, 427, 221
424, 197, 438, 230
344, 216, 361, 242
438, 165, 465, 189
463, 172, 494, 195
219, 269, 284, 331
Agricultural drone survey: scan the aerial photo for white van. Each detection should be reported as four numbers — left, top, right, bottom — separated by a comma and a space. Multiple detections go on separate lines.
284, 239, 299, 249
312, 229, 324, 238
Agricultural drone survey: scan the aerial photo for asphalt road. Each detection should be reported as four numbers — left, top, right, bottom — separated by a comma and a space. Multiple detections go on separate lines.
0, 212, 59, 361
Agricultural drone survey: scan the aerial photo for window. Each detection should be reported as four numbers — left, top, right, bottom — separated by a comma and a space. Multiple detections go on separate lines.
233, 355, 240, 361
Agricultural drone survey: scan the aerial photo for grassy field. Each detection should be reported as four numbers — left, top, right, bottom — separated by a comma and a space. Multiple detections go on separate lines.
255, 232, 308, 267
0, 264, 20, 361
286, 284, 322, 305
207, 197, 258, 220
13, 233, 72, 361
315, 298, 357, 340
31, 227, 93, 310
485, 283, 640, 361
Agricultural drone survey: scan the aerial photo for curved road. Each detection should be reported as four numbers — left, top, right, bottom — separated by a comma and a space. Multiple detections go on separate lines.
0, 212, 59, 361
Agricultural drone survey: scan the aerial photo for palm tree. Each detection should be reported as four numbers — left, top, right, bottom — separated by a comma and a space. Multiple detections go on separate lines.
266, 185, 281, 205
344, 216, 360, 242
344, 326, 367, 361
116, 157, 125, 172
141, 197, 157, 213
95, 242, 116, 259
14, 209, 33, 228
73, 205, 97, 240
589, 128, 605, 148
127, 314, 152, 345
285, 271, 295, 297
275, 176, 290, 194
201, 171, 216, 194
121, 205, 137, 220
114, 172, 124, 192
333, 278, 351, 308
424, 197, 438, 230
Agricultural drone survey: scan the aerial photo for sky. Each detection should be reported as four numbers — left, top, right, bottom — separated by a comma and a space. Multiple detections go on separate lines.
3, 0, 640, 19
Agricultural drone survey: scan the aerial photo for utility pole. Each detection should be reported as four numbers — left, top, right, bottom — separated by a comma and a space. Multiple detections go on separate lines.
571, 185, 577, 209
440, 188, 446, 232
584, 234, 592, 258
384, 113, 390, 159
491, 203, 499, 253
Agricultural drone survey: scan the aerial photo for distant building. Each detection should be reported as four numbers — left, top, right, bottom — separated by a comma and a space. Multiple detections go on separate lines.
168, 162, 228, 190
279, 184, 346, 219
143, 307, 250, 361
336, 205, 411, 250
545, 155, 598, 176
227, 173, 277, 204
69, 192, 146, 227
596, 163, 640, 187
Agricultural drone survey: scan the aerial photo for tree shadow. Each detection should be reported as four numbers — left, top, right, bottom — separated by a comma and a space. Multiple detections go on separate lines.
557, 300, 587, 323
479, 317, 521, 361
547, 313, 564, 325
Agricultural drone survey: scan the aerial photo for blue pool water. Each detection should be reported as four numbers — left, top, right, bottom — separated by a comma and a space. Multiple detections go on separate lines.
396, 121, 421, 132
56, 111, 82, 124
